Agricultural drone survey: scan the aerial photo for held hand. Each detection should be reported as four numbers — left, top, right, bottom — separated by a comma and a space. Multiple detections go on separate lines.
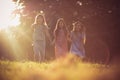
50, 39, 55, 46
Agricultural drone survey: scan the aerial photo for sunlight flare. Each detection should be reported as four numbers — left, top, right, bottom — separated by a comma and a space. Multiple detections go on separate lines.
0, 0, 24, 29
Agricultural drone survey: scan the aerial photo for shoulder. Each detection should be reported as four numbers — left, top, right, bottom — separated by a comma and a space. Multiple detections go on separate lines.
31, 23, 37, 28
70, 31, 74, 36
43, 24, 49, 30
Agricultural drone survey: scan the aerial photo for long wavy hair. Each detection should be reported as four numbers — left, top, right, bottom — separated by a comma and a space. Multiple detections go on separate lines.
33, 13, 47, 26
54, 18, 68, 37
72, 21, 84, 33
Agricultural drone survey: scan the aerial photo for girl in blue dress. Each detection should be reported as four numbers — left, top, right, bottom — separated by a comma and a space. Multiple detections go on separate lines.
70, 21, 86, 59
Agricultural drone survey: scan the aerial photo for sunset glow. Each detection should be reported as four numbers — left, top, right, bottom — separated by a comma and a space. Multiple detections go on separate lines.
0, 0, 24, 29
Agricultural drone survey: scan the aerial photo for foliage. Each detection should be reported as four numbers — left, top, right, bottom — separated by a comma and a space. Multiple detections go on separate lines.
0, 54, 119, 80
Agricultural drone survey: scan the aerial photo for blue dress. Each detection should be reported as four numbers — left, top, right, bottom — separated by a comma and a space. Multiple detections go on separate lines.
70, 31, 85, 58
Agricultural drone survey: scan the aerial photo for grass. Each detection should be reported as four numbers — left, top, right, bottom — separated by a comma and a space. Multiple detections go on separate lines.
0, 54, 119, 80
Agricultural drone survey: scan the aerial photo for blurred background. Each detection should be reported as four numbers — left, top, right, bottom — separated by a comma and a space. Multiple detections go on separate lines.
0, 0, 119, 64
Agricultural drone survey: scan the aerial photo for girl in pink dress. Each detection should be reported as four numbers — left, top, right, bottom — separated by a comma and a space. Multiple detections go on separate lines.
53, 18, 69, 58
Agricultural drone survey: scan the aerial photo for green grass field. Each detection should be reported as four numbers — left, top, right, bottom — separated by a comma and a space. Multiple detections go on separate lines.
0, 55, 119, 80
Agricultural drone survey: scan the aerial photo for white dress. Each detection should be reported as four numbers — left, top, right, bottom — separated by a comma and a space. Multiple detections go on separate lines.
33, 24, 48, 61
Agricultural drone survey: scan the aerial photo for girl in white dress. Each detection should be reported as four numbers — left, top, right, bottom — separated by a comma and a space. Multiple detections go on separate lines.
32, 13, 51, 62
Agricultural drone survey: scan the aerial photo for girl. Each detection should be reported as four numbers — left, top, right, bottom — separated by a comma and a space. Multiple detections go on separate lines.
53, 18, 69, 58
32, 13, 51, 62
70, 21, 86, 59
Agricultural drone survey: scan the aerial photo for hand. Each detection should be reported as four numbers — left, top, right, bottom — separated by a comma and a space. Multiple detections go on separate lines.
50, 39, 55, 46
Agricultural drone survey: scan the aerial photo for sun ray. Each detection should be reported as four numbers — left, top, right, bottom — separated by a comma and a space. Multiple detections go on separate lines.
0, 0, 24, 29
0, 0, 26, 60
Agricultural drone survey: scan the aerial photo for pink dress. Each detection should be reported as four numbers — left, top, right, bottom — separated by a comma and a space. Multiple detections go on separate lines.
55, 29, 68, 58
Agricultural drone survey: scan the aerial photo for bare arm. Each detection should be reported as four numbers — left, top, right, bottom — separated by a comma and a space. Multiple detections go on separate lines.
31, 24, 35, 32
51, 30, 56, 45
45, 26, 52, 42
83, 27, 86, 44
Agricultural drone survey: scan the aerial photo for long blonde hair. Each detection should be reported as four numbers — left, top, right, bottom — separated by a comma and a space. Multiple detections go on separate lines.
72, 21, 84, 32
54, 18, 68, 37
33, 13, 47, 26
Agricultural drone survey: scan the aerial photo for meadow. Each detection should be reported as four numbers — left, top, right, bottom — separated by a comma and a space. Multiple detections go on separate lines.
0, 54, 119, 80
